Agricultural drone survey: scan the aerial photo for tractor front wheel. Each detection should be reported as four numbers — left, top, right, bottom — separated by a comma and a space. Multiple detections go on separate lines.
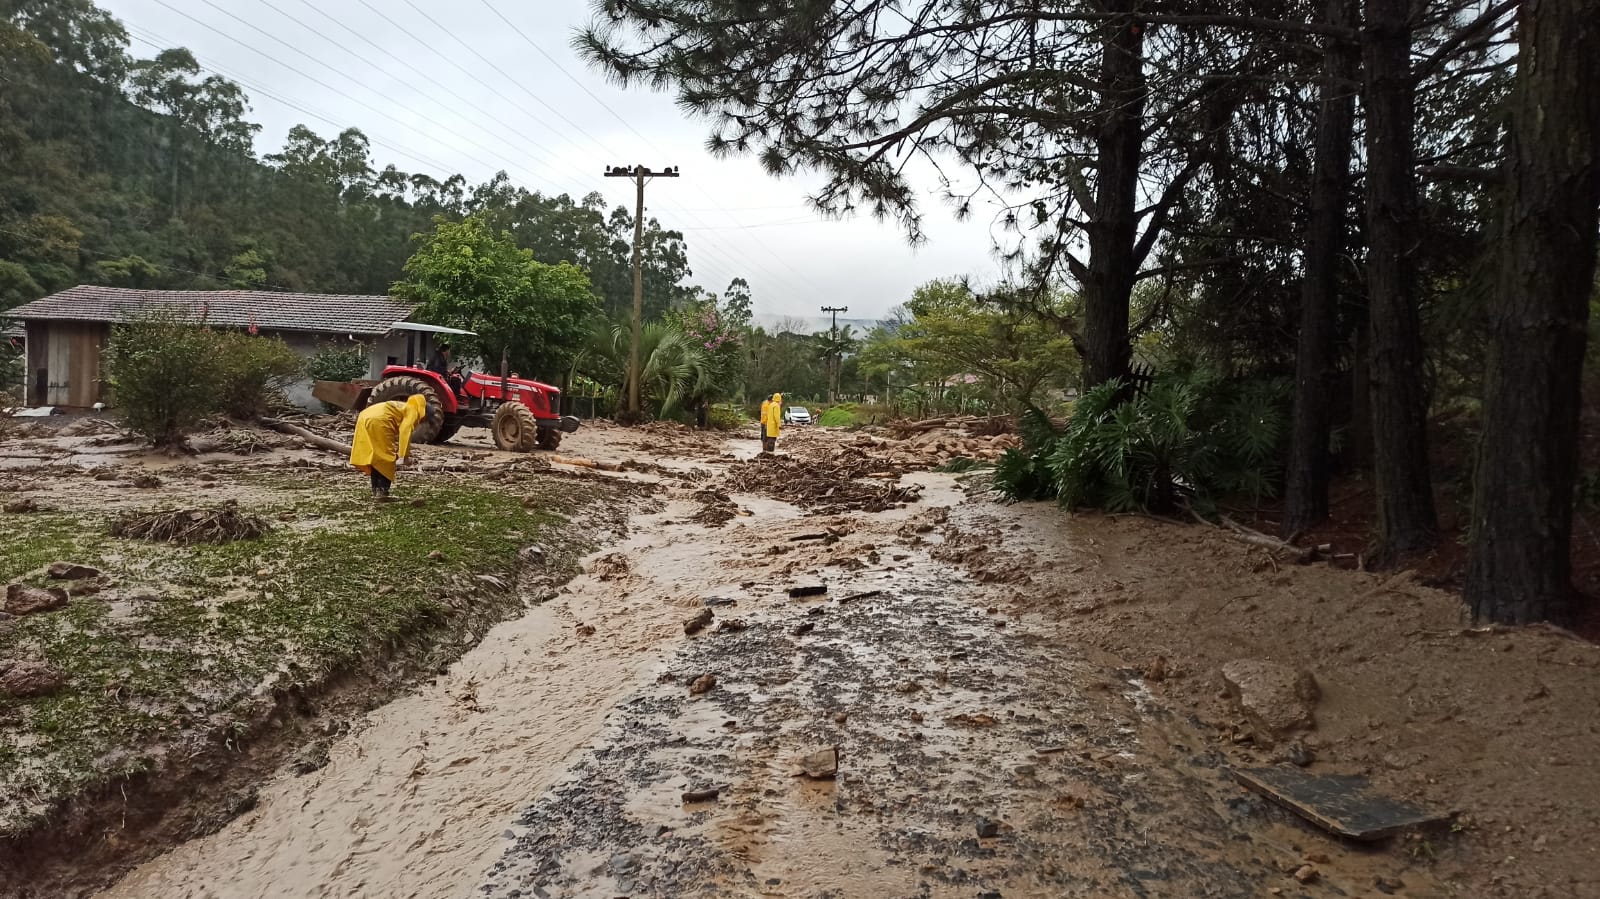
492, 401, 539, 452
536, 427, 562, 451
368, 376, 443, 444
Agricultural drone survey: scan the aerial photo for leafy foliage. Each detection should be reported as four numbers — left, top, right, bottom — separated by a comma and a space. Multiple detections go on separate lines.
397, 216, 599, 380
101, 310, 224, 446
211, 331, 302, 419
994, 372, 1291, 514
306, 344, 369, 383
103, 311, 302, 443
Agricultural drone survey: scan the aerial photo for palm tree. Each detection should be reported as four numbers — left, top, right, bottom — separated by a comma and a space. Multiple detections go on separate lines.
572, 318, 710, 418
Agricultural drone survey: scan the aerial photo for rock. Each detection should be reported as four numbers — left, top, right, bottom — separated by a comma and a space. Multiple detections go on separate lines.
0, 660, 67, 698
689, 673, 717, 696
1221, 659, 1320, 744
5, 583, 68, 616
975, 816, 1002, 838
575, 623, 597, 637
46, 562, 100, 580
833, 712, 849, 724
1373, 876, 1405, 894
684, 608, 714, 636
2, 497, 41, 514
427, 550, 445, 562
608, 853, 638, 876
715, 618, 748, 634
797, 747, 838, 780
1288, 741, 1316, 768
792, 621, 815, 637
787, 583, 827, 598
1293, 865, 1319, 884
518, 545, 546, 566
289, 740, 332, 775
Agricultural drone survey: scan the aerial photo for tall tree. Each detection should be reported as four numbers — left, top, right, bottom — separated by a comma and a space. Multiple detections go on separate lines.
1360, 0, 1437, 559
1282, 0, 1359, 537
1466, 0, 1600, 625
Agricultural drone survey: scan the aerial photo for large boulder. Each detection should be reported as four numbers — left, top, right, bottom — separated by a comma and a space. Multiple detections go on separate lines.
4, 583, 68, 616
0, 660, 68, 698
1221, 659, 1320, 744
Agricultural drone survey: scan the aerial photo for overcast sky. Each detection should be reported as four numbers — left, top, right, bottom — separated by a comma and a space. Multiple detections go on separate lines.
95, 0, 1014, 322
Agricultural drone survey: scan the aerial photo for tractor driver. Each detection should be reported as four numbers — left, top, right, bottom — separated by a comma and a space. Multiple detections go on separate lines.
428, 343, 466, 397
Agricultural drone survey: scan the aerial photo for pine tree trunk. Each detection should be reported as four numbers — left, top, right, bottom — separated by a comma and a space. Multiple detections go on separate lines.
1465, 0, 1600, 626
1283, 0, 1359, 538
1082, 4, 1146, 389
1361, 0, 1437, 559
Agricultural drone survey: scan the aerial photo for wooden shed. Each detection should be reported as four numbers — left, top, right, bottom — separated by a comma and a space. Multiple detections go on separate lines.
7, 286, 417, 409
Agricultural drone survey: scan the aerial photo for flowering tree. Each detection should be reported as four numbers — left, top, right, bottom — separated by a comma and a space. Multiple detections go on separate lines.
669, 299, 744, 407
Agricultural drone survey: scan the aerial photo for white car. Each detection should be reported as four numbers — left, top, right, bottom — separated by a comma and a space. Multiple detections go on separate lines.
783, 406, 813, 425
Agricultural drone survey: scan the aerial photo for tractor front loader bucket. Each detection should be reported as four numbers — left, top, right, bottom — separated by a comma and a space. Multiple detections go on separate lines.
312, 380, 375, 412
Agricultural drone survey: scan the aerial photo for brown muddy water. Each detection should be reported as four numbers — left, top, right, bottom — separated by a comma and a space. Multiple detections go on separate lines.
86, 428, 1446, 899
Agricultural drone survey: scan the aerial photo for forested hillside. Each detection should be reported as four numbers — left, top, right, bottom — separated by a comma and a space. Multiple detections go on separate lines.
0, 0, 698, 316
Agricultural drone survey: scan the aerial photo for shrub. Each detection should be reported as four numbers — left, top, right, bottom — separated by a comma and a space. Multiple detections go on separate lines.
994, 370, 1291, 514
1, 336, 21, 401
816, 404, 859, 427
213, 331, 303, 419
307, 344, 369, 383
102, 310, 223, 446
707, 403, 745, 431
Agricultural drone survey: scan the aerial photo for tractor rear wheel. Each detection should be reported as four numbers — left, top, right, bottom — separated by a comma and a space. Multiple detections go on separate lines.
433, 422, 461, 445
492, 401, 539, 452
536, 428, 562, 451
368, 376, 444, 444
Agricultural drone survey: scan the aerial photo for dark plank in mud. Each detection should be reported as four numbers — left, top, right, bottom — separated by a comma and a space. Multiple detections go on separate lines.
1232, 767, 1450, 841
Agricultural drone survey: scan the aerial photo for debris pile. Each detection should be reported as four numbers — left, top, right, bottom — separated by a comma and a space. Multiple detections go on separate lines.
688, 488, 738, 527
110, 501, 272, 545
724, 447, 922, 514
849, 428, 1021, 469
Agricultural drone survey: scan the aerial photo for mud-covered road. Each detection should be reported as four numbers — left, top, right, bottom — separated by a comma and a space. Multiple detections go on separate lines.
87, 424, 1463, 899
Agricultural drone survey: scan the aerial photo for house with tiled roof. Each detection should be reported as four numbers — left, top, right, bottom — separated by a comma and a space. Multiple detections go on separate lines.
7, 286, 419, 408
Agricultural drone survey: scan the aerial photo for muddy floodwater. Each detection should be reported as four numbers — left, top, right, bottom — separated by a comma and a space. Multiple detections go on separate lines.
84, 426, 1459, 899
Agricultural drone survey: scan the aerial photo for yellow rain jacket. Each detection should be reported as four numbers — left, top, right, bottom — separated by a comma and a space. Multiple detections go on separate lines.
762, 393, 783, 439
350, 395, 427, 481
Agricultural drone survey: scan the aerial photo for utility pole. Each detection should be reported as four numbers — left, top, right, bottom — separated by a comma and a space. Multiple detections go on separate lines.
604, 164, 679, 419
821, 304, 847, 403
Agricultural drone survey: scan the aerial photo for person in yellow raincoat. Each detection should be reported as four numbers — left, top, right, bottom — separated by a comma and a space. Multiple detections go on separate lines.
760, 392, 782, 453
349, 394, 428, 499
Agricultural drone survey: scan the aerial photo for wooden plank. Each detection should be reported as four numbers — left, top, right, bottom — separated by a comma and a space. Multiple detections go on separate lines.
1232, 767, 1451, 842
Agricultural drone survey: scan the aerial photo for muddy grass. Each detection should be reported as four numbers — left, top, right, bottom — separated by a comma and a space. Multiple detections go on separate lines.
0, 464, 619, 896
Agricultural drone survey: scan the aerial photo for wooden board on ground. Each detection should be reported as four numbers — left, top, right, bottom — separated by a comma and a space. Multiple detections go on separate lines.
1232, 767, 1451, 841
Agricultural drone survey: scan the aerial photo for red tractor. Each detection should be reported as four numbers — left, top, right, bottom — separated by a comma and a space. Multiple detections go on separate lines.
313, 323, 580, 451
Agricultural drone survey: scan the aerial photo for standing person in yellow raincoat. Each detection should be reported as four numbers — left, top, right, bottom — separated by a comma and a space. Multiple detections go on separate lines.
349, 394, 428, 499
760, 392, 782, 454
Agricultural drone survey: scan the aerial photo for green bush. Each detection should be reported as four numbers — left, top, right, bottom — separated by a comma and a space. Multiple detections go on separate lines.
213, 331, 303, 419
1, 336, 21, 401
102, 310, 223, 446
307, 344, 369, 383
994, 370, 1290, 514
104, 312, 305, 444
707, 403, 746, 431
816, 404, 859, 427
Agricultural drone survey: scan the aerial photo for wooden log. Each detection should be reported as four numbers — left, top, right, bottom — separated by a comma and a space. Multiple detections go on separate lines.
257, 417, 352, 455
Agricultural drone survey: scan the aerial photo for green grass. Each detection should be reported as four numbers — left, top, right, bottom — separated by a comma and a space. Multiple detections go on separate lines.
0, 473, 607, 836
816, 404, 862, 427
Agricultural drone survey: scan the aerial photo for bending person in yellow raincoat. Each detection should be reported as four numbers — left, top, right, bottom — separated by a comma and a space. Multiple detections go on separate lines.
349, 394, 428, 499
760, 392, 782, 454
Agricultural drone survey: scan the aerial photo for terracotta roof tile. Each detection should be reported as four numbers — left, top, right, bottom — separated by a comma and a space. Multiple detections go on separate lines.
5, 286, 416, 336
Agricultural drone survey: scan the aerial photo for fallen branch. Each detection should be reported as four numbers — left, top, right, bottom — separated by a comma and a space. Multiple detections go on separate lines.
257, 417, 351, 455
1219, 514, 1315, 563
